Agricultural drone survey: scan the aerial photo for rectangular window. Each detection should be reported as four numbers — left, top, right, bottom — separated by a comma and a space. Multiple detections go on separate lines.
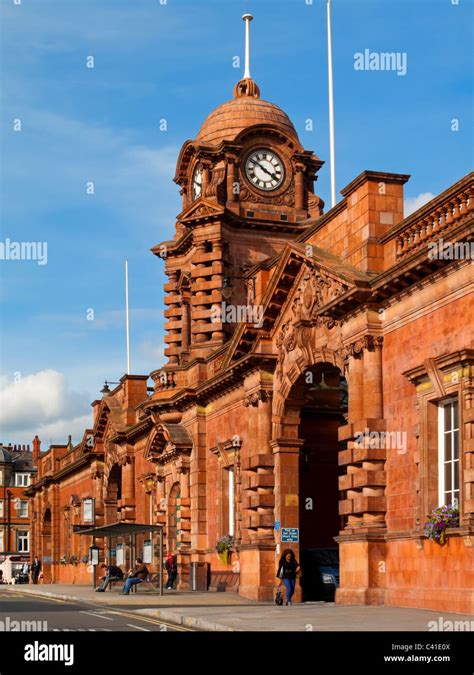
0, 529, 4, 551
17, 530, 29, 553
0, 470, 3, 486
14, 474, 30, 487
228, 467, 235, 537
0, 500, 3, 518
438, 399, 460, 507
18, 500, 29, 518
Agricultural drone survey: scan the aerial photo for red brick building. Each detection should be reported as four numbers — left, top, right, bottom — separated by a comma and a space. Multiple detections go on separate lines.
28, 60, 473, 611
0, 444, 35, 572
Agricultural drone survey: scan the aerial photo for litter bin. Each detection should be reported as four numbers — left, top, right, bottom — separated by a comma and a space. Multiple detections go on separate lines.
190, 562, 209, 591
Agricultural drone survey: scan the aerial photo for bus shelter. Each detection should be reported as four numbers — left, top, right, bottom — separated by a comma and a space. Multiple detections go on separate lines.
74, 522, 164, 594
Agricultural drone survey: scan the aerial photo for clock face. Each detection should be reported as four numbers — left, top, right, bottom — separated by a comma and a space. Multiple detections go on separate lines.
245, 149, 285, 191
192, 166, 203, 200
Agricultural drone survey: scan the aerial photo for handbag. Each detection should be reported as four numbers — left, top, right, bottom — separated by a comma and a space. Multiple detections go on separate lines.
275, 589, 284, 606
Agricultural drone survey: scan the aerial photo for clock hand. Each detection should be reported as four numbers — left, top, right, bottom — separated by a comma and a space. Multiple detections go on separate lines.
255, 161, 278, 180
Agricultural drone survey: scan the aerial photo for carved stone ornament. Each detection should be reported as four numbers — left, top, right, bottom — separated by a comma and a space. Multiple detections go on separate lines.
239, 182, 295, 207
290, 268, 349, 323
243, 390, 273, 407
342, 335, 384, 359
274, 266, 350, 380
315, 316, 341, 330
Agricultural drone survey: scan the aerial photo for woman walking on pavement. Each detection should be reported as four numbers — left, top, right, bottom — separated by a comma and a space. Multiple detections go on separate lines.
276, 549, 300, 605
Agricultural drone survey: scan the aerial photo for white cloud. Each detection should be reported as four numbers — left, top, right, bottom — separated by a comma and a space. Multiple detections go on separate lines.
0, 370, 91, 445
31, 414, 92, 448
140, 341, 165, 366
404, 192, 435, 217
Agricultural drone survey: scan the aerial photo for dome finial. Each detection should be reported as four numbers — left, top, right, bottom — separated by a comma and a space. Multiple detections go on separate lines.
234, 13, 260, 99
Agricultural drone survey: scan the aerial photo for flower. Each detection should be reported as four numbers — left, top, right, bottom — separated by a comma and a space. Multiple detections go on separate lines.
424, 504, 459, 545
215, 535, 234, 554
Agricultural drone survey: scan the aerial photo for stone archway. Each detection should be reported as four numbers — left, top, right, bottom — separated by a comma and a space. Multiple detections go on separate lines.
272, 356, 348, 602
104, 463, 122, 524
272, 317, 388, 604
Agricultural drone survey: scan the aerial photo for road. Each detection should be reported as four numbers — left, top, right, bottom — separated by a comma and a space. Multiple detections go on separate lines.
0, 588, 190, 632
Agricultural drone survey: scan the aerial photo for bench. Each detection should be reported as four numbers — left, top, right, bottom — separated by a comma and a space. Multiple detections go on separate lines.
208, 571, 239, 593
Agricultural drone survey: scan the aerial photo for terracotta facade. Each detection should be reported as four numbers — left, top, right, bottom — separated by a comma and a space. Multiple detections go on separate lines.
27, 70, 474, 612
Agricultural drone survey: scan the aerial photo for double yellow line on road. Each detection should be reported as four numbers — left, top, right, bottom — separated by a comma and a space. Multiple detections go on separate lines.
0, 589, 194, 631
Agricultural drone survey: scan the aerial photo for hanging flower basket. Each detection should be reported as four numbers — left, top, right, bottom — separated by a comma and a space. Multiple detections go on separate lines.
216, 535, 234, 566
59, 555, 80, 566
424, 504, 460, 545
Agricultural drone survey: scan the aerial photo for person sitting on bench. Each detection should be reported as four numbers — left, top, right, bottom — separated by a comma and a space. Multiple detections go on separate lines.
121, 558, 149, 595
96, 563, 124, 592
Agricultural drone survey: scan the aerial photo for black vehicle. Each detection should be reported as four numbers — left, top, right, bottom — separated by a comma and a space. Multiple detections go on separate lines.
300, 547, 339, 602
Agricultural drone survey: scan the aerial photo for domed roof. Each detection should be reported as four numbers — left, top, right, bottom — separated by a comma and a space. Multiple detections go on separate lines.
0, 447, 12, 463
196, 78, 299, 146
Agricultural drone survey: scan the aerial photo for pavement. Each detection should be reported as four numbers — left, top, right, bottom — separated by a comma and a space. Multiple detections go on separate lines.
3, 583, 473, 632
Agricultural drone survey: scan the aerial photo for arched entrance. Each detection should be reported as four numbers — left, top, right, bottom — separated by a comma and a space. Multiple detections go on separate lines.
105, 464, 122, 522
103, 463, 123, 568
281, 362, 348, 601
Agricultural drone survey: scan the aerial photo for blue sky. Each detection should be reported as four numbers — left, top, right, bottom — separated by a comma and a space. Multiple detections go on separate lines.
0, 0, 472, 445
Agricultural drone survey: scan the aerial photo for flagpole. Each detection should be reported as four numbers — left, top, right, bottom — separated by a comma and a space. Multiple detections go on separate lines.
242, 13, 253, 79
327, 0, 337, 208
125, 259, 131, 375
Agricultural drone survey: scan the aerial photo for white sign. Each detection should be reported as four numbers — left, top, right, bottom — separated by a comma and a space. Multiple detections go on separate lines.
116, 545, 124, 566
143, 541, 152, 564
83, 498, 94, 523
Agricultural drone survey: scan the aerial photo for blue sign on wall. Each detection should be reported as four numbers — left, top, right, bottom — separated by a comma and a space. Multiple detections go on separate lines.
274, 521, 280, 530
281, 528, 299, 543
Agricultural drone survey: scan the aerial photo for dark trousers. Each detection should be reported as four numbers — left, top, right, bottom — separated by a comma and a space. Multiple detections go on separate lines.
166, 571, 177, 589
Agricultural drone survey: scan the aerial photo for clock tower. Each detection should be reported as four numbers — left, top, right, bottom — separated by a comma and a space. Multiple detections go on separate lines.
153, 14, 324, 365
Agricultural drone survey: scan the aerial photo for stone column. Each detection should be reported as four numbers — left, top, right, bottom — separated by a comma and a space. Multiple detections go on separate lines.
294, 164, 305, 211
226, 158, 239, 203
238, 384, 276, 602
336, 335, 387, 606
271, 437, 304, 602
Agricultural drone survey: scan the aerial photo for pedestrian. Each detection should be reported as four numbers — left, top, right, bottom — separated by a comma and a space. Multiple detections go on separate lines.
31, 557, 41, 585
164, 551, 177, 589
276, 549, 300, 606
121, 558, 149, 595
21, 561, 30, 584
95, 563, 124, 592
